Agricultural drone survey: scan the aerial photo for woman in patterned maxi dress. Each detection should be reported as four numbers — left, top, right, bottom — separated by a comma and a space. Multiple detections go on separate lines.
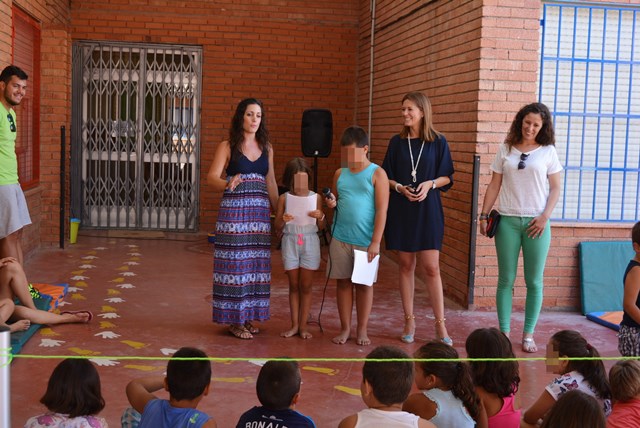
207, 98, 278, 339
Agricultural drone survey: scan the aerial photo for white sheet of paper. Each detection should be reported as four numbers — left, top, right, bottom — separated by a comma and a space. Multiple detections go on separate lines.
285, 193, 317, 226
351, 249, 380, 287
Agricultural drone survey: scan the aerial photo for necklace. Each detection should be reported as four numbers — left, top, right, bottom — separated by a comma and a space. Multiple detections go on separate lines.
407, 135, 425, 183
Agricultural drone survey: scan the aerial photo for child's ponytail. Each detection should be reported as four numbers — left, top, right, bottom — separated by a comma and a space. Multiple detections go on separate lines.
415, 341, 481, 421
551, 330, 611, 401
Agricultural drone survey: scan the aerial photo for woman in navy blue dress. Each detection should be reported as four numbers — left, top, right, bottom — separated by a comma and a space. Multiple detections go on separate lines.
207, 98, 278, 339
382, 92, 454, 345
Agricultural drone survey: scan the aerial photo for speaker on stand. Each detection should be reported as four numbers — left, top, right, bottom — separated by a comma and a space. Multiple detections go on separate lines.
301, 109, 332, 246
301, 109, 333, 192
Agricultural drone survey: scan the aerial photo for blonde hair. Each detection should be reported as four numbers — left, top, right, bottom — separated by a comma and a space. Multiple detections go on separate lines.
609, 360, 640, 402
399, 91, 440, 142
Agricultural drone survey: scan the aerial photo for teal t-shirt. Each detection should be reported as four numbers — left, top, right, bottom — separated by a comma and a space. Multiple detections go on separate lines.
332, 163, 378, 247
0, 102, 18, 185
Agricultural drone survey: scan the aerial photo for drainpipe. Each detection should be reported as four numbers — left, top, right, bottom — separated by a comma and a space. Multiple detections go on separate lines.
367, 0, 376, 146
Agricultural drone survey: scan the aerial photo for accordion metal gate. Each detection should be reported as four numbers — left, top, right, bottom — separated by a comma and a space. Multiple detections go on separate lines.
71, 41, 202, 230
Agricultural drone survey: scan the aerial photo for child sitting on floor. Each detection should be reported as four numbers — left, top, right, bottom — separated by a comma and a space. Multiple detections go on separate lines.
465, 327, 521, 428
403, 341, 484, 428
123, 347, 216, 428
539, 390, 605, 428
24, 358, 108, 428
235, 359, 316, 427
607, 359, 640, 428
522, 330, 611, 426
274, 158, 325, 339
338, 345, 435, 428
618, 221, 640, 356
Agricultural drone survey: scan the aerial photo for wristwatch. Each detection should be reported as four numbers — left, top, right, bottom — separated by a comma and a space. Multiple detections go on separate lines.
431, 180, 437, 190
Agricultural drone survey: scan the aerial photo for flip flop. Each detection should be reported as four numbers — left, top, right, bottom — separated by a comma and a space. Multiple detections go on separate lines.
60, 310, 94, 322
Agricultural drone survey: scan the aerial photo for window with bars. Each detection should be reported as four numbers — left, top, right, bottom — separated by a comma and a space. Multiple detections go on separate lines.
540, 2, 640, 222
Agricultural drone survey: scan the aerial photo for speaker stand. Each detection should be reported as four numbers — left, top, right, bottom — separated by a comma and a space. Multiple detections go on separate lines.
311, 154, 330, 246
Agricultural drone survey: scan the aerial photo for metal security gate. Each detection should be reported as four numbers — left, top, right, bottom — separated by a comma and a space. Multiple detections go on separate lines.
71, 42, 202, 230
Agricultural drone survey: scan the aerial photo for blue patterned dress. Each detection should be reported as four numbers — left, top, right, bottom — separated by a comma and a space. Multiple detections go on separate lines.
212, 151, 271, 324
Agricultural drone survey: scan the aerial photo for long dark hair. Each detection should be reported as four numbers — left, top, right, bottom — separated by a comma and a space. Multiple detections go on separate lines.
229, 98, 270, 160
550, 330, 611, 400
505, 102, 555, 149
539, 390, 606, 428
465, 328, 520, 398
415, 341, 481, 420
40, 359, 105, 418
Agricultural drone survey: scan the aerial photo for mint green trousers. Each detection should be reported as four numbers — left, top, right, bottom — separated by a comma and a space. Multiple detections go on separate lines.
494, 215, 551, 334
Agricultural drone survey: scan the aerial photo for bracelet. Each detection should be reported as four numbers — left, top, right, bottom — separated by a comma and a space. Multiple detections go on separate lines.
320, 214, 326, 221
479, 213, 489, 220
395, 183, 402, 193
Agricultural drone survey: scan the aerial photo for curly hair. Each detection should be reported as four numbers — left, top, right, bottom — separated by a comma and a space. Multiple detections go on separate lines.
465, 328, 520, 398
229, 98, 270, 160
504, 102, 555, 149
415, 341, 481, 420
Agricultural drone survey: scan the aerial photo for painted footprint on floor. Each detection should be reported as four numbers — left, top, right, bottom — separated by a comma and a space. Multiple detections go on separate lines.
90, 358, 119, 367
39, 338, 65, 347
81, 256, 98, 260
335, 385, 361, 396
116, 266, 130, 271
213, 377, 252, 383
107, 288, 121, 295
124, 261, 139, 266
121, 340, 149, 349
70, 275, 89, 281
70, 293, 87, 300
39, 328, 60, 337
79, 264, 96, 269
105, 297, 125, 303
93, 247, 108, 250
74, 281, 88, 288
120, 272, 136, 277
98, 312, 120, 319
116, 283, 135, 289
124, 365, 161, 372
109, 277, 125, 283
71, 270, 86, 275
161, 348, 178, 356
100, 321, 117, 329
68, 347, 101, 356
302, 366, 339, 376
95, 331, 121, 339
101, 305, 117, 313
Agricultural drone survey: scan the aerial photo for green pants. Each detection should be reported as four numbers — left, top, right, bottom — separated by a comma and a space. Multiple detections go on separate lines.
494, 215, 551, 334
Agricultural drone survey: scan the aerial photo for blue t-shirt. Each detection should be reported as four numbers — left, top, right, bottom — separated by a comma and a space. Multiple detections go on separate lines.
139, 399, 212, 428
236, 406, 316, 428
331, 163, 379, 247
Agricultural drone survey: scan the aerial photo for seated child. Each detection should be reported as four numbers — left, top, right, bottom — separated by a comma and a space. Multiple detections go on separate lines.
465, 327, 521, 428
123, 347, 216, 428
24, 358, 108, 428
618, 220, 640, 356
523, 330, 611, 426
607, 360, 640, 428
235, 359, 316, 427
539, 390, 605, 428
403, 341, 483, 428
338, 345, 435, 428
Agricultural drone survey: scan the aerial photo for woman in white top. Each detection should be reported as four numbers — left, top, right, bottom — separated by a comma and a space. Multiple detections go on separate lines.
479, 103, 563, 353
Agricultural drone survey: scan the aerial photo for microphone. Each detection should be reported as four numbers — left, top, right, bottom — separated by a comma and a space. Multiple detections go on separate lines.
322, 187, 335, 201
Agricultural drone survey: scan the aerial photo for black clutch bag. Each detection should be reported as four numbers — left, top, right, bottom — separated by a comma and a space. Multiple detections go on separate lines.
486, 209, 501, 238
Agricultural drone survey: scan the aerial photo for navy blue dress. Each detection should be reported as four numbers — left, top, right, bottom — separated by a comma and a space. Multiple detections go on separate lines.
382, 134, 454, 251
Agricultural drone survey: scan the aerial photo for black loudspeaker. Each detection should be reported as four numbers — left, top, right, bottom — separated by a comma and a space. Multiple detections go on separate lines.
301, 109, 332, 158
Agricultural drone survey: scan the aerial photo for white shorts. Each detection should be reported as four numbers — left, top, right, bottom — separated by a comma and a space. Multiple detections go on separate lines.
0, 184, 31, 239
281, 230, 321, 271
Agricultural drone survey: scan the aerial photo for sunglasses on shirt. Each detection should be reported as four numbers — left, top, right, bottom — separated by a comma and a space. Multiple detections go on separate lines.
6, 114, 16, 132
518, 153, 529, 170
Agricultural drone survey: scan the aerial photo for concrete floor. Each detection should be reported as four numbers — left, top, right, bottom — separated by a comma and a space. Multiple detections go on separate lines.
8, 232, 620, 427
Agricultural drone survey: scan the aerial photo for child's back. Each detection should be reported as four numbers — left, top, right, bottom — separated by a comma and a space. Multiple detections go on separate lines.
338, 346, 434, 428
235, 360, 315, 428
607, 360, 640, 428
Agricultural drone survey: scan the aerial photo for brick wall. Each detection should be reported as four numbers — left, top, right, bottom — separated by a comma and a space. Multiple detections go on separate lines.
1, 1, 71, 257
70, 0, 360, 234
356, 0, 485, 307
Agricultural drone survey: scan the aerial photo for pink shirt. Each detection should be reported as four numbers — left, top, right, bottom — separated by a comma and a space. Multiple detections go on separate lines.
488, 394, 521, 428
607, 398, 640, 428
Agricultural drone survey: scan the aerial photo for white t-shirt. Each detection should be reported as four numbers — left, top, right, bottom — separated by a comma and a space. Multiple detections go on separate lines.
545, 370, 612, 416
490, 144, 563, 217
354, 409, 420, 428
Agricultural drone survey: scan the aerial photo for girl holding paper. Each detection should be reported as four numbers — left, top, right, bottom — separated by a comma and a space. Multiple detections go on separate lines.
275, 157, 325, 339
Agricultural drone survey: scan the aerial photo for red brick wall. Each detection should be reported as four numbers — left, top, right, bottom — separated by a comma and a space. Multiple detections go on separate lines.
70, 0, 360, 234
1, 1, 71, 257
356, 0, 485, 307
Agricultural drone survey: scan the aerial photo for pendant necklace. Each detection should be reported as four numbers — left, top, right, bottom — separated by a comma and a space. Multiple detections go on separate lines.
407, 135, 425, 183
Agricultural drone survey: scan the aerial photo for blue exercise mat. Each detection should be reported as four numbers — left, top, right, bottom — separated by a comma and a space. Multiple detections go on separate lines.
10, 294, 52, 355
579, 241, 634, 315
